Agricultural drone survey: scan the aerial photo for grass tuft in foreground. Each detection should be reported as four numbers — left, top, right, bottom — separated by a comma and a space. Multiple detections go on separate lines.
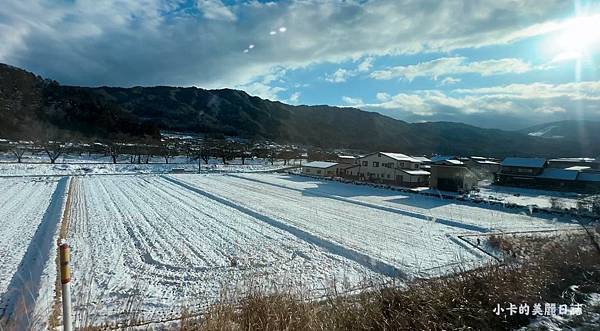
176, 229, 600, 331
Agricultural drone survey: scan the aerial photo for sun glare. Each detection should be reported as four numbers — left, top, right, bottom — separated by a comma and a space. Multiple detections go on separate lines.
550, 15, 600, 62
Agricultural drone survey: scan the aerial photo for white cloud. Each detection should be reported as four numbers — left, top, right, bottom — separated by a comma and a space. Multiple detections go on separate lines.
238, 82, 286, 101
0, 0, 584, 88
534, 106, 566, 114
370, 57, 535, 81
325, 68, 353, 83
324, 56, 374, 83
358, 81, 600, 128
376, 92, 391, 101
197, 0, 236, 21
357, 57, 374, 72
342, 96, 364, 105
288, 91, 300, 104
440, 77, 461, 85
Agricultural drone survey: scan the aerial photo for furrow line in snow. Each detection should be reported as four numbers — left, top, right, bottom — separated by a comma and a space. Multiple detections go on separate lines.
228, 174, 490, 233
162, 175, 408, 279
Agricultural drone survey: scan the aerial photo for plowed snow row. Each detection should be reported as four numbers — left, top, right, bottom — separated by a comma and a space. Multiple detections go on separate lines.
171, 174, 576, 275
66, 176, 381, 324
0, 177, 60, 317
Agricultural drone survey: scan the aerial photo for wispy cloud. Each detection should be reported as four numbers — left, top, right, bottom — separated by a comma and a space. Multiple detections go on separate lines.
197, 0, 236, 21
357, 81, 600, 128
370, 57, 536, 81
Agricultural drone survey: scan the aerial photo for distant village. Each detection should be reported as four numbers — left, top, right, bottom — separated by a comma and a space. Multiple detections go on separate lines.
1, 134, 599, 195
302, 153, 600, 194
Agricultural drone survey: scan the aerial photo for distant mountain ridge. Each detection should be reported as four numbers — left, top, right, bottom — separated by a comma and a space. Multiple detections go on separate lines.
1, 63, 598, 157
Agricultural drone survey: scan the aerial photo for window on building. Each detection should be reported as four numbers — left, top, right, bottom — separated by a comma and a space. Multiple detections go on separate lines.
362, 161, 368, 166
373, 161, 379, 167
317, 170, 321, 174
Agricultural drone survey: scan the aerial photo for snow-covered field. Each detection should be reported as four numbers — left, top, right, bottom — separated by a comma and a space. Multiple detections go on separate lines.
474, 180, 582, 209
0, 176, 67, 325
0, 171, 580, 327
65, 175, 382, 324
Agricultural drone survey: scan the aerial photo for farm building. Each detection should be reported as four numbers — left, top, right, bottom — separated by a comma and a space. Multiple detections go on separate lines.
496, 157, 600, 192
429, 162, 478, 193
337, 155, 356, 164
302, 161, 340, 177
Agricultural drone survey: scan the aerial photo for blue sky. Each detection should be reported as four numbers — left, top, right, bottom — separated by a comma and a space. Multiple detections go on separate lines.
1, 0, 600, 129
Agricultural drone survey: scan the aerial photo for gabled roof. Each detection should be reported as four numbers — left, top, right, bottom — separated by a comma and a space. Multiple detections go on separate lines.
380, 152, 421, 163
430, 155, 455, 163
412, 156, 431, 162
501, 157, 546, 168
303, 161, 338, 169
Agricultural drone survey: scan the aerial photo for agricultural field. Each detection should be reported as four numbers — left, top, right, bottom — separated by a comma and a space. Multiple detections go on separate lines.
0, 171, 581, 328
0, 176, 67, 325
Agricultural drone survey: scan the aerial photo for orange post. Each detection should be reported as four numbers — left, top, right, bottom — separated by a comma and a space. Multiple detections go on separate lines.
59, 242, 72, 331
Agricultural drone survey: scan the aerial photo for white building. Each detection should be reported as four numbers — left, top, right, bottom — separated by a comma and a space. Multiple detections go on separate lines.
301, 161, 340, 177
346, 152, 430, 187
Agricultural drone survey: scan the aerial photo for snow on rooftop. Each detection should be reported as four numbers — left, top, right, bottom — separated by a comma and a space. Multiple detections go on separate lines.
538, 168, 578, 181
549, 157, 596, 163
303, 161, 338, 169
564, 166, 591, 171
337, 155, 356, 159
475, 160, 499, 165
402, 169, 431, 176
430, 155, 455, 163
380, 152, 420, 162
412, 156, 431, 162
501, 157, 546, 168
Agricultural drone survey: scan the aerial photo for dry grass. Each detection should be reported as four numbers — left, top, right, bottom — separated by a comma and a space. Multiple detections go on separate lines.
172, 230, 600, 331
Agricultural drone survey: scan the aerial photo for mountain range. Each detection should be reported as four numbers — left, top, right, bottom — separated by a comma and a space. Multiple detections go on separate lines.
1, 63, 598, 158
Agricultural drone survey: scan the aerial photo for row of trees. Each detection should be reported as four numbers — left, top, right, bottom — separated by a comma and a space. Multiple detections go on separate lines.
2, 138, 310, 166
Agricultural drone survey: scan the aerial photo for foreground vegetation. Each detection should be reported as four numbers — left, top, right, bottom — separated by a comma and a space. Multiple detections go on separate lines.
1, 220, 598, 330
177, 230, 599, 331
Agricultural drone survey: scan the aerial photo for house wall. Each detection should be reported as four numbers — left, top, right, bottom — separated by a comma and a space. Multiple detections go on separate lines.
351, 153, 428, 186
302, 166, 337, 177
354, 153, 420, 181
500, 165, 544, 176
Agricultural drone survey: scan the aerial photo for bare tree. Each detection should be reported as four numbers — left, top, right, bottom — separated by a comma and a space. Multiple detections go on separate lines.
107, 143, 120, 164
11, 146, 27, 163
43, 142, 63, 164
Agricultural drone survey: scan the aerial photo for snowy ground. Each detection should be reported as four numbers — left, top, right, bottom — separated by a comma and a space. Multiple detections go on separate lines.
0, 157, 290, 177
0, 176, 66, 326
474, 180, 583, 209
65, 175, 382, 325
0, 171, 581, 328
